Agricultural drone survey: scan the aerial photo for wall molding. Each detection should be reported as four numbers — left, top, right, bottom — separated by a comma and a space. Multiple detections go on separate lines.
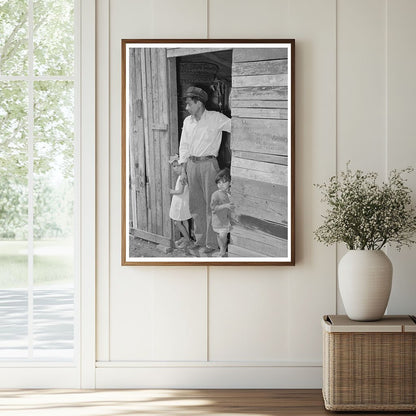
96, 360, 321, 368
0, 368, 80, 389
96, 365, 322, 388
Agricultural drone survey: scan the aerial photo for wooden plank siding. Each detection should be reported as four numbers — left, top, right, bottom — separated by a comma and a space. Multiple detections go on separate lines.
232, 107, 288, 119
231, 225, 288, 257
167, 47, 230, 58
144, 49, 158, 234
129, 48, 147, 230
230, 48, 289, 257
129, 48, 173, 246
232, 59, 288, 76
231, 192, 287, 225
232, 151, 287, 166
167, 57, 179, 240
231, 157, 287, 186
232, 99, 288, 109
233, 74, 288, 88
231, 118, 287, 155
231, 86, 288, 101
231, 177, 287, 203
140, 49, 151, 231
233, 48, 288, 62
152, 48, 171, 238
228, 244, 268, 258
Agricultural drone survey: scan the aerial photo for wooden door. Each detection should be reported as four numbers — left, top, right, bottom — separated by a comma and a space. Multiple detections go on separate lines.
229, 48, 289, 257
129, 48, 178, 246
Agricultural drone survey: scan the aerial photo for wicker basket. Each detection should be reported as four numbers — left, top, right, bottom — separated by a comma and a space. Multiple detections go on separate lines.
322, 315, 416, 411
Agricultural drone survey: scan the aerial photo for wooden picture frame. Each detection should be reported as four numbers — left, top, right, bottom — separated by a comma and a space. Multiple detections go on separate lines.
122, 39, 295, 265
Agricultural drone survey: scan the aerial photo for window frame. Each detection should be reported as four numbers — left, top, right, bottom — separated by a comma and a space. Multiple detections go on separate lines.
0, 0, 96, 388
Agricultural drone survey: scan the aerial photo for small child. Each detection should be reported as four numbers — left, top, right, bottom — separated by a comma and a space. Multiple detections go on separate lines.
169, 154, 192, 248
210, 168, 234, 257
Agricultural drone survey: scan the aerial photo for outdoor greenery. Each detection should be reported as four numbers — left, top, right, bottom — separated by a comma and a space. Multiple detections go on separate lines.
0, 240, 73, 288
0, 0, 74, 241
314, 164, 416, 250
0, 0, 28, 75
0, 0, 74, 76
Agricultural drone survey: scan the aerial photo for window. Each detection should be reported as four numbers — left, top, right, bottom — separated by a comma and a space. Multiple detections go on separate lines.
0, 0, 77, 361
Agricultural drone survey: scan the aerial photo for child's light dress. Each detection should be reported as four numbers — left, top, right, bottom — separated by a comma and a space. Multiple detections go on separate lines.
169, 177, 192, 221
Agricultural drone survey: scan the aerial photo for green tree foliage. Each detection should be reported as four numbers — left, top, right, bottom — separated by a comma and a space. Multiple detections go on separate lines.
0, 0, 28, 75
0, 81, 28, 238
33, 0, 74, 75
0, 0, 74, 240
34, 81, 74, 177
0, 81, 28, 179
0, 178, 27, 238
34, 176, 73, 239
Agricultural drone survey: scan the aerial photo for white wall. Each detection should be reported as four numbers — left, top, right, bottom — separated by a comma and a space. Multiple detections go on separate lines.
95, 0, 416, 388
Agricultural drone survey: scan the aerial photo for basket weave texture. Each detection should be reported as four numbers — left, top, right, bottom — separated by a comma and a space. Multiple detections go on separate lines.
322, 315, 416, 411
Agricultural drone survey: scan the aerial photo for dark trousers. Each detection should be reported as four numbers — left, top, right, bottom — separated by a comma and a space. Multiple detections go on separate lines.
187, 158, 219, 248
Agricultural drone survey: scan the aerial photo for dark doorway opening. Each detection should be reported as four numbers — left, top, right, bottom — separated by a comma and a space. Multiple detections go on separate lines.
175, 49, 232, 169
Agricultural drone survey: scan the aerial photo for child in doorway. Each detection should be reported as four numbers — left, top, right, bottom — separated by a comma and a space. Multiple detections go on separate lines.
210, 168, 234, 257
169, 154, 192, 249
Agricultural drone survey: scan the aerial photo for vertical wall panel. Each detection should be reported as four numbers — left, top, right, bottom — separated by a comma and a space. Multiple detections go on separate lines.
386, 0, 416, 314
337, 0, 387, 171
150, 0, 207, 38
336, 0, 387, 313
110, 268, 207, 361
209, 268, 290, 361
151, 271, 207, 361
210, 0, 289, 38
110, 270, 155, 359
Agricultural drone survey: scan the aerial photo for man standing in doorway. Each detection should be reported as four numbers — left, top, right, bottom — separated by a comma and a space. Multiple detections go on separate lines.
178, 86, 231, 253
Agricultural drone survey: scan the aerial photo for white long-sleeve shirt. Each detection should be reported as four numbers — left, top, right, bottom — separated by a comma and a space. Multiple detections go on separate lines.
178, 110, 231, 164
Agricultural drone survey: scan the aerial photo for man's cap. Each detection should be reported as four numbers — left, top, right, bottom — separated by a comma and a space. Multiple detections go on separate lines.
183, 86, 208, 104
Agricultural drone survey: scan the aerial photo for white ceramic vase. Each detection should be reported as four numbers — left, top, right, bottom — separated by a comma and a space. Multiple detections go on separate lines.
338, 250, 393, 321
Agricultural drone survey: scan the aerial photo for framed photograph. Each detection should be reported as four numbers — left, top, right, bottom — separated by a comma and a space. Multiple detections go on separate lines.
122, 39, 295, 265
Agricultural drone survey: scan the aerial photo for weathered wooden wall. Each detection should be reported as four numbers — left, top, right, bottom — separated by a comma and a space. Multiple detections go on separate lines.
129, 48, 173, 247
229, 48, 289, 257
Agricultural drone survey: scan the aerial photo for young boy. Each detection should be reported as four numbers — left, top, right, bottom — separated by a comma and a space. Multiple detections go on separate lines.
210, 168, 234, 257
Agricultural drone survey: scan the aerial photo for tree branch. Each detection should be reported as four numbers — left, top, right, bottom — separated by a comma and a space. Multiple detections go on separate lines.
0, 9, 28, 68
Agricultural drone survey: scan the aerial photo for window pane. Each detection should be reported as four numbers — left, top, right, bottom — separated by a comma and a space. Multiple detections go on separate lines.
0, 289, 28, 359
33, 288, 74, 360
33, 80, 74, 359
0, 81, 28, 359
0, 0, 28, 76
33, 0, 74, 76
0, 81, 29, 249
33, 81, 74, 257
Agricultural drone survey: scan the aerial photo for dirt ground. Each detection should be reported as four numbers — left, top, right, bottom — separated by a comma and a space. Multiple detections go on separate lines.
129, 235, 220, 258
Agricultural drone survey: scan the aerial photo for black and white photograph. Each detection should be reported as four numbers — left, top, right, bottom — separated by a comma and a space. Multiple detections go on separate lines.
122, 40, 295, 265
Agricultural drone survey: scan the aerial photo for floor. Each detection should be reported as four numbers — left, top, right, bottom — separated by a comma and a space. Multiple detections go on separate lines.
129, 236, 220, 258
0, 389, 413, 416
